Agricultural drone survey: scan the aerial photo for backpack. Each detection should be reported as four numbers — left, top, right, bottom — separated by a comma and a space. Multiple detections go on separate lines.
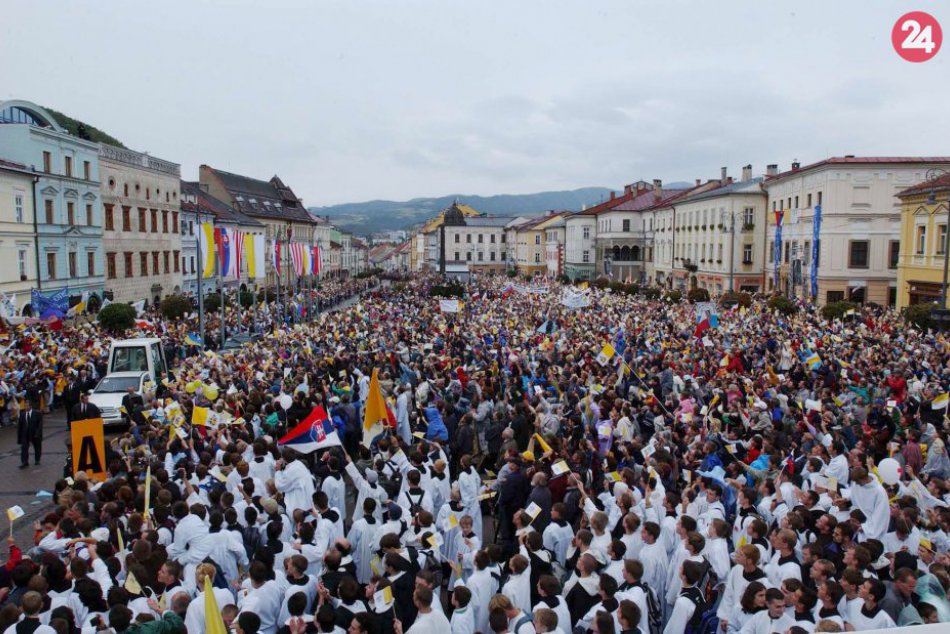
379, 462, 402, 499
406, 489, 426, 516
421, 548, 444, 588
682, 584, 721, 634
634, 581, 663, 634
511, 612, 533, 633
241, 524, 262, 560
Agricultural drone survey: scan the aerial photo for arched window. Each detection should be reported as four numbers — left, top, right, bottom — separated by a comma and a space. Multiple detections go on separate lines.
631, 245, 640, 261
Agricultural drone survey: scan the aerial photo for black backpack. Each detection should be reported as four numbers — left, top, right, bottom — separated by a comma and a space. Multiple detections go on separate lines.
380, 462, 403, 499
421, 548, 443, 588
406, 489, 426, 515
241, 524, 262, 560
634, 581, 663, 634
682, 583, 720, 634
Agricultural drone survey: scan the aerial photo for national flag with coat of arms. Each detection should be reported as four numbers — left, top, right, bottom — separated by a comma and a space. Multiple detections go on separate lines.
278, 405, 341, 452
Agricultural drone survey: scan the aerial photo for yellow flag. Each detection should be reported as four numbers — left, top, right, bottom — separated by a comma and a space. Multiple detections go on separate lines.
116, 527, 125, 553
362, 369, 388, 447
192, 407, 209, 426
766, 365, 779, 386
124, 571, 142, 594
533, 433, 552, 454
204, 576, 227, 634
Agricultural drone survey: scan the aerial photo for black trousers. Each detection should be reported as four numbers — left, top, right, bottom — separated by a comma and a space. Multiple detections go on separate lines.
21, 439, 41, 465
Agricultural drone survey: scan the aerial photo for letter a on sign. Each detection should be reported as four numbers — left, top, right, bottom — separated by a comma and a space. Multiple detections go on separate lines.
71, 418, 106, 481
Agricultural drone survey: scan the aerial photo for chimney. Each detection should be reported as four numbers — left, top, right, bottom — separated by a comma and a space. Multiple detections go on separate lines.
766, 164, 778, 177
720, 166, 728, 183
610, 191, 616, 201
695, 179, 701, 186
624, 184, 633, 196
652, 179, 662, 198
742, 164, 752, 181
792, 160, 801, 171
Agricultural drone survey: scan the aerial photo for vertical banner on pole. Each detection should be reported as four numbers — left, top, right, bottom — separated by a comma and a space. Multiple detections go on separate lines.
773, 210, 784, 291
811, 204, 821, 300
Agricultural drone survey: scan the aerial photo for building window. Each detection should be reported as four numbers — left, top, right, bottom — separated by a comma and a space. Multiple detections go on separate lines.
172, 211, 179, 233
107, 253, 117, 279
478, 234, 483, 243
140, 252, 148, 276
86, 251, 95, 277
123, 183, 129, 197
490, 251, 496, 261
938, 226, 947, 256
807, 193, 812, 207
623, 219, 630, 232
500, 252, 506, 261
86, 204, 93, 226
742, 244, 752, 264
849, 240, 869, 268
42, 151, 51, 173
104, 204, 114, 230
46, 253, 56, 279
68, 252, 77, 278
83, 161, 91, 180
66, 201, 75, 226
466, 234, 472, 243
152, 252, 159, 273
147, 209, 155, 232
163, 251, 170, 274
583, 227, 590, 240
582, 250, 590, 263
466, 252, 471, 261
64, 156, 72, 177
16, 248, 28, 279
916, 226, 927, 255
501, 234, 506, 243
534, 253, 541, 263
827, 290, 845, 303
477, 251, 483, 261
784, 242, 790, 263
535, 234, 541, 245
743, 207, 754, 227
490, 234, 496, 243
454, 234, 460, 244
794, 195, 799, 208
889, 240, 900, 268
173, 250, 180, 273
162, 210, 169, 233
454, 251, 460, 262
122, 206, 131, 231
44, 200, 53, 224
124, 252, 133, 277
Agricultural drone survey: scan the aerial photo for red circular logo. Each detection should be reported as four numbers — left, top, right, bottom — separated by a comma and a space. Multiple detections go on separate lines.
892, 11, 942, 62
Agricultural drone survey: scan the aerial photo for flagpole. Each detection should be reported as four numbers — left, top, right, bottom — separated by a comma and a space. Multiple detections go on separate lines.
197, 218, 205, 351
276, 237, 283, 328
218, 227, 225, 349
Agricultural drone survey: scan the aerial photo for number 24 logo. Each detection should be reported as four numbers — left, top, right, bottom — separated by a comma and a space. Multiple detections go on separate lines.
893, 11, 942, 62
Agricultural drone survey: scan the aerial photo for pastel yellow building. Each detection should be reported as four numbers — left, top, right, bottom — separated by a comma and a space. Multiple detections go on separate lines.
896, 172, 950, 308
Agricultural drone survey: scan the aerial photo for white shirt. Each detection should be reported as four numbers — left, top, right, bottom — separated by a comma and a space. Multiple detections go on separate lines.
274, 460, 315, 515
738, 610, 795, 634
406, 608, 451, 634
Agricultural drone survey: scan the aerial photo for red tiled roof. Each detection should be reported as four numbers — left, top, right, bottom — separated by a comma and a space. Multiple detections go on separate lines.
898, 172, 950, 197
768, 157, 950, 181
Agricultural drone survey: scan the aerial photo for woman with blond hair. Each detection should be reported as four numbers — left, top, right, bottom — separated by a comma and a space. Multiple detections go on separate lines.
184, 563, 235, 634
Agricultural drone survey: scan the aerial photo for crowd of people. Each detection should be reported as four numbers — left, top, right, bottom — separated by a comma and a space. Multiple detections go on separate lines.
1, 273, 950, 634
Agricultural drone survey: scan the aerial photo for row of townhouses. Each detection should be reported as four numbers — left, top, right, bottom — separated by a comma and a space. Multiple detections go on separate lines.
407, 158, 950, 308
0, 100, 368, 316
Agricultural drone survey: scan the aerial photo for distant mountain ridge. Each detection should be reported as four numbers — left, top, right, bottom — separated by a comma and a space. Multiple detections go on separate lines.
309, 187, 614, 235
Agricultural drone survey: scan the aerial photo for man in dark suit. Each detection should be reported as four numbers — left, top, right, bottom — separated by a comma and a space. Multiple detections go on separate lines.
70, 392, 101, 424
17, 400, 43, 468
122, 386, 145, 425
63, 376, 81, 424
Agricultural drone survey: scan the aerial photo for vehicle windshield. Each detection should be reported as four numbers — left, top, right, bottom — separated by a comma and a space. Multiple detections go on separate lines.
95, 376, 141, 393
111, 346, 149, 373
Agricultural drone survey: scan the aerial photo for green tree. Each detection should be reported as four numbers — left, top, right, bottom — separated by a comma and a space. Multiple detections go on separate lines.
98, 303, 136, 332
160, 295, 192, 321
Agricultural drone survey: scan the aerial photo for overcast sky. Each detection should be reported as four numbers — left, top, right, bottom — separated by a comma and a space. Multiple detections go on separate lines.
3, 1, 948, 206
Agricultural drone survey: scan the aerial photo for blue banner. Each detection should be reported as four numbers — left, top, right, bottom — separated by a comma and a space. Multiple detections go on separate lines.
31, 287, 69, 319
811, 204, 822, 300
773, 210, 783, 291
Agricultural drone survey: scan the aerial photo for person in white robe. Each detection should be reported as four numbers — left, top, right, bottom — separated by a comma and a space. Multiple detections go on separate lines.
274, 450, 315, 516
347, 499, 381, 584
345, 454, 387, 522
500, 555, 532, 615
184, 564, 235, 634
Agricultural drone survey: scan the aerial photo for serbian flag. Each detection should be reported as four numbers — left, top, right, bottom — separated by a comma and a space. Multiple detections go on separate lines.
694, 317, 711, 338
278, 406, 341, 453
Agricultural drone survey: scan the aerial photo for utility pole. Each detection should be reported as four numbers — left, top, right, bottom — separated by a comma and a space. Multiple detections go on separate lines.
196, 213, 205, 350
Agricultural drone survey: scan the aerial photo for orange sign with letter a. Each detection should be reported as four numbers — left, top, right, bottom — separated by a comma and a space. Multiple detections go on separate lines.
71, 418, 106, 482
